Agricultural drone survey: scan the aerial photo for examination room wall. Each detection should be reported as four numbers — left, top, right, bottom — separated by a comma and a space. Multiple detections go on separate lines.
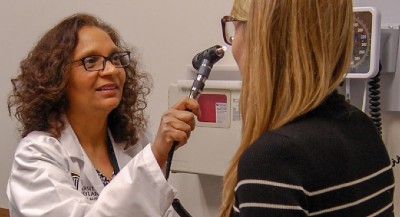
1, 1, 400, 217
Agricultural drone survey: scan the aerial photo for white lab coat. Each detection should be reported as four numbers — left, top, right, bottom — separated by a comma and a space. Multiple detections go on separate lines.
7, 122, 178, 217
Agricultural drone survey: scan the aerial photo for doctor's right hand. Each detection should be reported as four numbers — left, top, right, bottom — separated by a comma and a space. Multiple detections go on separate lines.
152, 97, 200, 168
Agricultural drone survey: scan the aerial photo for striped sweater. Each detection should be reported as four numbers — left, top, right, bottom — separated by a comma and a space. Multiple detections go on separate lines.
232, 92, 394, 217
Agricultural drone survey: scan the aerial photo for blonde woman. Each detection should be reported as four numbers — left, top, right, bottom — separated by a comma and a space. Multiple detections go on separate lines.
220, 0, 394, 216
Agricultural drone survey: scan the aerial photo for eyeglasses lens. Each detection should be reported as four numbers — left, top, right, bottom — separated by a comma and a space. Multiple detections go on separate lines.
225, 22, 236, 45
111, 53, 130, 67
82, 52, 130, 71
83, 56, 103, 71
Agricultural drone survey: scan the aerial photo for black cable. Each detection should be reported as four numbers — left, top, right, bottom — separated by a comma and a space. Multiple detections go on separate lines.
172, 199, 193, 217
165, 142, 193, 217
368, 63, 382, 136
165, 141, 178, 180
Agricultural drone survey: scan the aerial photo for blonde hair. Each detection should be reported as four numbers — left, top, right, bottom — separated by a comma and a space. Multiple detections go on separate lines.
220, 0, 354, 216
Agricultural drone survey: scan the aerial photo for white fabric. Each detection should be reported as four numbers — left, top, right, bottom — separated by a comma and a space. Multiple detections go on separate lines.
7, 123, 178, 217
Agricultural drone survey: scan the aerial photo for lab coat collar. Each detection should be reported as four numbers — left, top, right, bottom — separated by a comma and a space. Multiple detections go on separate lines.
59, 119, 134, 196
59, 122, 84, 161
59, 122, 105, 194
59, 118, 132, 164
108, 129, 134, 169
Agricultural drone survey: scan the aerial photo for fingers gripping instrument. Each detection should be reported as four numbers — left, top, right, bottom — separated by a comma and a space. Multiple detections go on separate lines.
166, 45, 225, 217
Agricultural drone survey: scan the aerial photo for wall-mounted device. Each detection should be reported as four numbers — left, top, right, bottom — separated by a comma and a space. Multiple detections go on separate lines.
346, 7, 400, 112
348, 7, 381, 78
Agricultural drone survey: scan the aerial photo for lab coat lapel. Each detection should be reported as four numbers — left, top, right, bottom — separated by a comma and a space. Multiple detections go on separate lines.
109, 129, 151, 169
81, 151, 105, 195
60, 124, 84, 162
107, 130, 134, 168
61, 123, 105, 196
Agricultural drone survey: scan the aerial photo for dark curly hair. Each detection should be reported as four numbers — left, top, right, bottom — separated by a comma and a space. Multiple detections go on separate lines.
8, 13, 152, 147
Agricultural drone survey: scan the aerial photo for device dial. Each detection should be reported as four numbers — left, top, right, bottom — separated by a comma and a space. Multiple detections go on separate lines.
351, 16, 371, 69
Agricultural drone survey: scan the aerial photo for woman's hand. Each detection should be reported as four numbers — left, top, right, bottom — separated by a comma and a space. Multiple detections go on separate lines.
152, 97, 200, 168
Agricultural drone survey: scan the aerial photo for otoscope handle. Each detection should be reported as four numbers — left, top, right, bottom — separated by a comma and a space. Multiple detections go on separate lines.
190, 58, 212, 99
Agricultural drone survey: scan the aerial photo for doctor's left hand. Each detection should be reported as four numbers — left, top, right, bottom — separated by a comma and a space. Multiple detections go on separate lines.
152, 97, 200, 168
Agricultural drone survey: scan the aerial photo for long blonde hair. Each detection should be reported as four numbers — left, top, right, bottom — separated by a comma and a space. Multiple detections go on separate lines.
220, 0, 354, 216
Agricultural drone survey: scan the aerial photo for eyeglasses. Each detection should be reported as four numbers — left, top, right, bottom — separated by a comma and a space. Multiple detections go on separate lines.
221, 16, 245, 46
72, 51, 131, 71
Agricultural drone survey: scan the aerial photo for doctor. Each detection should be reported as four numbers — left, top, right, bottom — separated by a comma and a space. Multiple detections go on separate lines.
7, 13, 199, 217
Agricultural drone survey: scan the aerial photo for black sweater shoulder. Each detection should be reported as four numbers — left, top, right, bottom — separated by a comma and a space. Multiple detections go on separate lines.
234, 92, 394, 217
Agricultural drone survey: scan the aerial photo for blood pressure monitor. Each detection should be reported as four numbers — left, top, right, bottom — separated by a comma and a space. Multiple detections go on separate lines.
348, 7, 381, 79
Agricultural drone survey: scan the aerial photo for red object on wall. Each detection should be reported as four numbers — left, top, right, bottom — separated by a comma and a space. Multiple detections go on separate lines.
197, 94, 227, 123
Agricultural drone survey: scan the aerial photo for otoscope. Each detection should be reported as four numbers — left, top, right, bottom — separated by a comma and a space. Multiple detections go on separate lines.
189, 45, 226, 99
166, 45, 225, 217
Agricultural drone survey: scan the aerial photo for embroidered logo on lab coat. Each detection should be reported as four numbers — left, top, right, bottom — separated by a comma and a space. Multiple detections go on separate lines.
70, 172, 80, 190
82, 186, 99, 201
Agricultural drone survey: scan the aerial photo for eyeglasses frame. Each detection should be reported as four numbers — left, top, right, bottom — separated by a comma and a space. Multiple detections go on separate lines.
71, 51, 131, 72
221, 16, 243, 46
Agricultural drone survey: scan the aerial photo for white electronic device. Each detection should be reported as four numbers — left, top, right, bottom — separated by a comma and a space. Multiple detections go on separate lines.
348, 7, 381, 78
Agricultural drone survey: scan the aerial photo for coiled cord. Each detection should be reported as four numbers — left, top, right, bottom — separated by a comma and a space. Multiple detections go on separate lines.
368, 64, 382, 136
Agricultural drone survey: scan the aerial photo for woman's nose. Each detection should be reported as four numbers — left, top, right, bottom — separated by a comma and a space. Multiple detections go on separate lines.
99, 60, 119, 76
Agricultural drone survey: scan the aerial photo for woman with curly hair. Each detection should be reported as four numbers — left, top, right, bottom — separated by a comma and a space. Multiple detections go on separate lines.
7, 13, 199, 217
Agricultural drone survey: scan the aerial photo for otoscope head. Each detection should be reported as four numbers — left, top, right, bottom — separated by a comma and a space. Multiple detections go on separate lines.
192, 45, 226, 70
